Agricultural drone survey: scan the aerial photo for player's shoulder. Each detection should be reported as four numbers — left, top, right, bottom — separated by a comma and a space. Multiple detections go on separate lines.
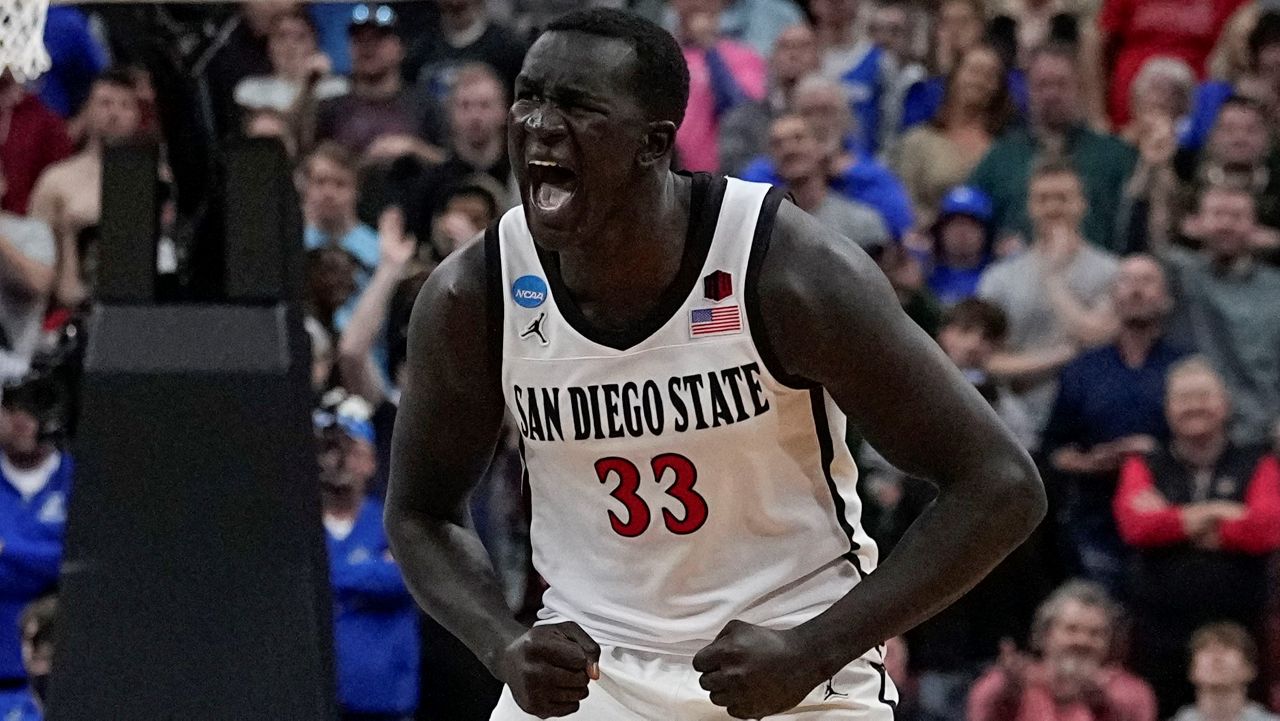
415, 229, 492, 321
748, 197, 901, 384
759, 198, 886, 303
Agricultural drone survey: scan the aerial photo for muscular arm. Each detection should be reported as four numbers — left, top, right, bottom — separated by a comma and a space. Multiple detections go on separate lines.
383, 238, 525, 676
762, 203, 1046, 678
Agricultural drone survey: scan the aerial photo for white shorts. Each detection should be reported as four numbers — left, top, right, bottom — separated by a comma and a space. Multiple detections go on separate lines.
490, 645, 898, 720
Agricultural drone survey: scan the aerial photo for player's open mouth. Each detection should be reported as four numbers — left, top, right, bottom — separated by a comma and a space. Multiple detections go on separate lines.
527, 160, 579, 214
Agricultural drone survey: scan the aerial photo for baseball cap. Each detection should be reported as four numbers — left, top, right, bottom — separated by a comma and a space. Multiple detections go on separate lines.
348, 3, 398, 33
937, 186, 994, 224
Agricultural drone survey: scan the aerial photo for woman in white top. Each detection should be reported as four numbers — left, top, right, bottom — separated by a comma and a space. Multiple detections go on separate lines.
234, 6, 348, 114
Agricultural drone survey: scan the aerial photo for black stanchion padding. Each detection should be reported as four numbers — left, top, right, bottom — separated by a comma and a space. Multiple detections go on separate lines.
225, 138, 304, 303
50, 305, 336, 721
96, 144, 160, 304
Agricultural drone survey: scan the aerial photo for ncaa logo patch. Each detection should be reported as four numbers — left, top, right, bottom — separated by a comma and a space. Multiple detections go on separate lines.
512, 275, 548, 308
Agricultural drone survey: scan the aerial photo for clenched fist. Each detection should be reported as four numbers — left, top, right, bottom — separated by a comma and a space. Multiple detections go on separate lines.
693, 620, 824, 719
498, 621, 601, 718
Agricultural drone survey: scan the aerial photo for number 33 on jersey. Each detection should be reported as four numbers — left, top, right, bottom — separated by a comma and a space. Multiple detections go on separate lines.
494, 175, 880, 655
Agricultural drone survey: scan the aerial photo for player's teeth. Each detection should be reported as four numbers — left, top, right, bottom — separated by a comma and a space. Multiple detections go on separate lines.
537, 184, 571, 210
531, 160, 558, 167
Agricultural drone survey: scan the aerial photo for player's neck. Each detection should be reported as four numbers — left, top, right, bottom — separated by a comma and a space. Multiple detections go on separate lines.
554, 172, 691, 323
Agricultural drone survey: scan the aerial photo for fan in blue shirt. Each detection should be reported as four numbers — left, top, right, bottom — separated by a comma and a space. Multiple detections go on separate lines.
1041, 255, 1189, 595
0, 595, 55, 721
317, 398, 418, 720
926, 186, 996, 307
0, 378, 71, 693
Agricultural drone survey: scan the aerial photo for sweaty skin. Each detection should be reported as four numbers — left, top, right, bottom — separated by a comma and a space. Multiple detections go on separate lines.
386, 29, 1046, 721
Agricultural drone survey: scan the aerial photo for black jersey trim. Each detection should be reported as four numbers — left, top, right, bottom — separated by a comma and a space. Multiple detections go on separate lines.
484, 221, 504, 375
868, 661, 899, 710
745, 189, 820, 390
809, 387, 866, 578
536, 172, 726, 352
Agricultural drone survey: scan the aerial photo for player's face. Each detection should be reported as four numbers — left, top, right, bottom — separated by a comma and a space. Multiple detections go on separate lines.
510, 33, 652, 251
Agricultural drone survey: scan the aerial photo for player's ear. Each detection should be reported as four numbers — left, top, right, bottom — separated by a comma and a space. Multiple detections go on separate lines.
638, 120, 678, 167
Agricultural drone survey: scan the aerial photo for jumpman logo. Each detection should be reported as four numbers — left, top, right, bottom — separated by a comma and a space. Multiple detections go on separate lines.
521, 312, 548, 345
823, 678, 848, 701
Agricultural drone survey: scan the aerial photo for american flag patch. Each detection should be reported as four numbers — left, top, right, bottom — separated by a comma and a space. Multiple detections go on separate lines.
690, 305, 742, 337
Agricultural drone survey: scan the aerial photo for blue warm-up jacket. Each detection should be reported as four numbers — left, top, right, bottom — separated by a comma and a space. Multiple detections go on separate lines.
0, 454, 71, 683
328, 499, 419, 715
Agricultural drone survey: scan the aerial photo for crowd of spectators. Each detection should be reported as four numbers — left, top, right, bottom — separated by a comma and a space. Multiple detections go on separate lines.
3, 0, 1280, 719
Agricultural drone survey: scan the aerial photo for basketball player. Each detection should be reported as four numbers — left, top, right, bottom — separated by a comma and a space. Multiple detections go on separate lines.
386, 9, 1045, 720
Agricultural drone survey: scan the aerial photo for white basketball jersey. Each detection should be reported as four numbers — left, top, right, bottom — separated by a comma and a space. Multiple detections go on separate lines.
493, 174, 879, 656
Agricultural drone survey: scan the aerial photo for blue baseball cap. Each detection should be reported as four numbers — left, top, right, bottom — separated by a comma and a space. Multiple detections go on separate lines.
937, 186, 993, 224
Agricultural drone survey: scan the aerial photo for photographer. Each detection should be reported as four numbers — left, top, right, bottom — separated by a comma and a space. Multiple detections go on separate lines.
0, 375, 72, 702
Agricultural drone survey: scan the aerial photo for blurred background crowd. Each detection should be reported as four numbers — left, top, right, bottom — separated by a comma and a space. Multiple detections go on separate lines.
3, 0, 1280, 719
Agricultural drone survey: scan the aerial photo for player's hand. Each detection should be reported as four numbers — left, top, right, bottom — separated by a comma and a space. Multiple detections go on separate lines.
693, 620, 819, 719
497, 622, 601, 718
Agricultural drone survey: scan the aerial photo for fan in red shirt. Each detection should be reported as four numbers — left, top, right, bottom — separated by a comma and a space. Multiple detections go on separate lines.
966, 580, 1158, 721
1099, 0, 1251, 126
1113, 356, 1280, 716
0, 75, 73, 215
